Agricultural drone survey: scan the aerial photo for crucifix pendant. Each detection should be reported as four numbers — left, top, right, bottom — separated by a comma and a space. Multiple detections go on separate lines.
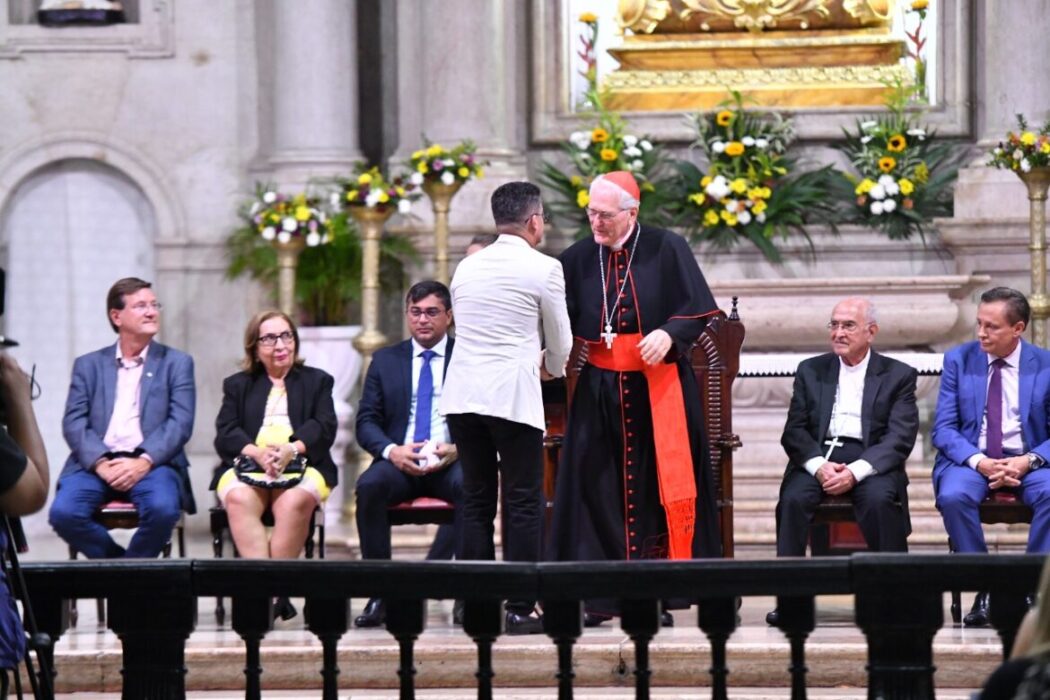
823, 435, 845, 461
601, 324, 617, 349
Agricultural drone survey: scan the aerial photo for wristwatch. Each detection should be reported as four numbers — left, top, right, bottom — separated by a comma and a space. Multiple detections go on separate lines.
1027, 452, 1044, 470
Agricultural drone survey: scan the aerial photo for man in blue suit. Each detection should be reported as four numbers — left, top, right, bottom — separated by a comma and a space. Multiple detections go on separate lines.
933, 287, 1050, 627
353, 280, 462, 628
49, 277, 195, 559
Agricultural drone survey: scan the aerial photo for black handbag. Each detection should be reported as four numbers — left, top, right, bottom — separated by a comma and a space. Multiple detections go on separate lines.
232, 454, 307, 490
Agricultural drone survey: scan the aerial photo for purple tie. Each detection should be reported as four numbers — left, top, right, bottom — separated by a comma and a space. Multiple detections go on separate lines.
986, 358, 1006, 459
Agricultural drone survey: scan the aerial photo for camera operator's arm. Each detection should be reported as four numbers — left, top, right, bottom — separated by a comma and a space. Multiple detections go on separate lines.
0, 354, 48, 515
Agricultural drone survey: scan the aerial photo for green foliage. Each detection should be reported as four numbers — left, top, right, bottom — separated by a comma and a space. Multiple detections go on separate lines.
226, 206, 416, 326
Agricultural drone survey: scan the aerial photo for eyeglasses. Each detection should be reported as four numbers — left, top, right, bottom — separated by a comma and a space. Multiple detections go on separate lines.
826, 321, 867, 333
130, 302, 162, 313
408, 307, 446, 319
585, 207, 627, 222
525, 211, 552, 225
258, 331, 295, 346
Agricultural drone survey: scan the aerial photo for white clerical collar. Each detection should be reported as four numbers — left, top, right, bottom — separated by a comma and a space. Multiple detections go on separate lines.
608, 223, 639, 251
412, 334, 448, 358
838, 348, 871, 375
988, 341, 1022, 368
495, 233, 529, 248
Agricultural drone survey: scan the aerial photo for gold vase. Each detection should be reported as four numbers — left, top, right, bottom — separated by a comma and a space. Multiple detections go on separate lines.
1019, 167, 1050, 347
272, 235, 306, 317
422, 179, 464, 285
347, 206, 394, 376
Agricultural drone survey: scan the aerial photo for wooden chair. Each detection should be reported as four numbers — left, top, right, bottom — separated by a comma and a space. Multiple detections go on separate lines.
68, 498, 186, 626
543, 298, 746, 557
388, 496, 455, 526
948, 491, 1033, 624
210, 503, 325, 625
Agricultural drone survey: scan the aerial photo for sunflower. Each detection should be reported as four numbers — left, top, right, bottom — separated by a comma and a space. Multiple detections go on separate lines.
600, 148, 618, 161
578, 11, 598, 23
591, 127, 609, 143
725, 141, 745, 157
887, 134, 907, 152
716, 110, 733, 127
878, 156, 897, 173
576, 190, 589, 208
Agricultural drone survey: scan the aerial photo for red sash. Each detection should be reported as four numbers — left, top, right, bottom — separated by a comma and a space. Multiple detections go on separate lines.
586, 333, 696, 560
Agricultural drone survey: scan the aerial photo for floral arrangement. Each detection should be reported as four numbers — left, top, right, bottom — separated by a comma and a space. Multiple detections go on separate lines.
339, 164, 421, 215
227, 183, 416, 325
539, 12, 673, 238
407, 140, 485, 187
832, 84, 967, 241
667, 93, 837, 261
989, 114, 1050, 173
245, 187, 330, 248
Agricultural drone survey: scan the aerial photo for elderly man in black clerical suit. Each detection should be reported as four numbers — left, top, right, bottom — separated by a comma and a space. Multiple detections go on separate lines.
353, 280, 463, 628
767, 297, 918, 626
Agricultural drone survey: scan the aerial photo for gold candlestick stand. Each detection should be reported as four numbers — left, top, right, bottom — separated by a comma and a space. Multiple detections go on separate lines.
422, 180, 464, 285
1020, 168, 1050, 347
346, 206, 395, 535
273, 236, 306, 316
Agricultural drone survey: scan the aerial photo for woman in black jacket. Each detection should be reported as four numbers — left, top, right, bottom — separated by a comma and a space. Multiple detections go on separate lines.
214, 310, 336, 565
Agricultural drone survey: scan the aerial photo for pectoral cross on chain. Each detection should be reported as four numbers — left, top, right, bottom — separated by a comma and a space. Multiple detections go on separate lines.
823, 435, 845, 461
601, 324, 617, 350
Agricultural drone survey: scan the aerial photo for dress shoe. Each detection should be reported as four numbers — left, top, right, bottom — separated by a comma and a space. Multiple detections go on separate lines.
963, 592, 990, 628
273, 596, 297, 621
354, 598, 386, 628
765, 608, 780, 627
661, 610, 674, 627
583, 612, 611, 628
505, 610, 544, 635
452, 600, 465, 626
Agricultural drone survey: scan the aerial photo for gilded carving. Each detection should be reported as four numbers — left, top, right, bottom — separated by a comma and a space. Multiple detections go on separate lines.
842, 0, 892, 23
617, 0, 673, 34
679, 0, 831, 32
604, 63, 909, 89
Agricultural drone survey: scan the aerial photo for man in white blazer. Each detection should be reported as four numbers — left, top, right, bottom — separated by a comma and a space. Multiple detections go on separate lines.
441, 181, 572, 635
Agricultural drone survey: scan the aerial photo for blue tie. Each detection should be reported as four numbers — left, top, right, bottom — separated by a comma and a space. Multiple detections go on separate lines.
413, 350, 436, 442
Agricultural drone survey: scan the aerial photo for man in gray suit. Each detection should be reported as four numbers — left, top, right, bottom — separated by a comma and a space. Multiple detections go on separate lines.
49, 277, 196, 558
441, 181, 572, 634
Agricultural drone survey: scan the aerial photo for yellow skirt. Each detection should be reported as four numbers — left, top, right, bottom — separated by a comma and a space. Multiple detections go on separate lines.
216, 466, 330, 506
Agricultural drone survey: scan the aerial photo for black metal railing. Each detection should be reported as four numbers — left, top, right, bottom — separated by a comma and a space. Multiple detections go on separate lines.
18, 553, 1045, 700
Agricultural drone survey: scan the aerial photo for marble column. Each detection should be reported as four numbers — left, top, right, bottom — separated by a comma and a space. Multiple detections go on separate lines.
391, 0, 530, 277
259, 0, 362, 188
943, 0, 1050, 293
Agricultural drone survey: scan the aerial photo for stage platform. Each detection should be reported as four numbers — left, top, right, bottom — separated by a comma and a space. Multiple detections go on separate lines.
15, 523, 1007, 697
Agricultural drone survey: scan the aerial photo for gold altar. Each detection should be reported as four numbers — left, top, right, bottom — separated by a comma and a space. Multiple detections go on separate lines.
604, 0, 912, 111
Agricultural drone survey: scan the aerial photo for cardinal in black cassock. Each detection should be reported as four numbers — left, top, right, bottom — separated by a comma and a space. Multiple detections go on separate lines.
548, 171, 722, 616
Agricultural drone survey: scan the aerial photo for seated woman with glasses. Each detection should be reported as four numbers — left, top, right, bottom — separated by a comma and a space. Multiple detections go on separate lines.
213, 310, 337, 619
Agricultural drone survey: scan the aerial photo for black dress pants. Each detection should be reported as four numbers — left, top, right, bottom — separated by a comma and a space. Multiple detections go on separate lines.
775, 440, 909, 556
446, 413, 544, 615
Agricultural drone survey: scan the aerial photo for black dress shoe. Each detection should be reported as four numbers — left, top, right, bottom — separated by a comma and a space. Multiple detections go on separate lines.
505, 610, 544, 635
964, 592, 990, 628
661, 611, 674, 627
583, 612, 611, 628
765, 608, 780, 626
452, 600, 465, 626
354, 598, 386, 628
273, 596, 297, 621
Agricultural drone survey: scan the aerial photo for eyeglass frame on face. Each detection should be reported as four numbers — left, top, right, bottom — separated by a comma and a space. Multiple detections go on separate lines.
826, 320, 871, 333
585, 207, 630, 222
407, 306, 446, 319
129, 301, 163, 313
258, 331, 295, 347
524, 210, 552, 225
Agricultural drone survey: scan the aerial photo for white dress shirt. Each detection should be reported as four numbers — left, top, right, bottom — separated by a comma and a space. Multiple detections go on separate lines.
967, 341, 1024, 468
380, 335, 451, 460
804, 350, 875, 482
